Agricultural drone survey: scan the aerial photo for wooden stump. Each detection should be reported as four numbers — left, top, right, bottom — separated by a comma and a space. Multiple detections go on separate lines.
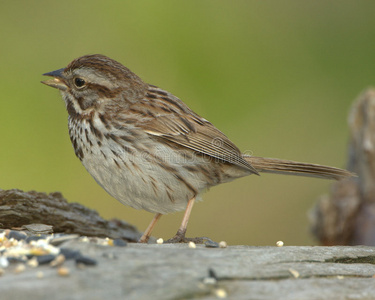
1, 240, 375, 300
311, 88, 375, 246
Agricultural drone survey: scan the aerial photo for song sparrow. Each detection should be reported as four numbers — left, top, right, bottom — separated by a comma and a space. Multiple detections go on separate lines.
42, 54, 354, 243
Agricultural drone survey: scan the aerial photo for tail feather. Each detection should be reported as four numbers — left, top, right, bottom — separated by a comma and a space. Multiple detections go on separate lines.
244, 156, 355, 180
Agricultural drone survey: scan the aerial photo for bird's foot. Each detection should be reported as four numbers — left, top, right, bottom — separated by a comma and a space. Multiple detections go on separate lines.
165, 233, 213, 244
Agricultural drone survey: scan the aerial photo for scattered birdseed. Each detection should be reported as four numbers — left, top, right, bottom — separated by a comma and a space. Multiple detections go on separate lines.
276, 241, 284, 247
29, 248, 49, 256
113, 239, 127, 247
46, 244, 60, 255
75, 255, 97, 266
0, 257, 9, 268
8, 231, 27, 241
219, 241, 227, 248
27, 257, 39, 268
26, 235, 47, 243
36, 271, 44, 279
36, 254, 56, 265
57, 266, 70, 277
289, 268, 300, 278
0, 232, 5, 242
8, 257, 28, 264
95, 237, 111, 246
14, 264, 26, 274
156, 238, 164, 244
0, 268, 5, 276
205, 240, 219, 248
49, 234, 79, 246
59, 248, 81, 260
214, 288, 228, 298
80, 236, 90, 243
7, 238, 19, 247
0, 228, 104, 277
50, 254, 65, 267
188, 241, 196, 249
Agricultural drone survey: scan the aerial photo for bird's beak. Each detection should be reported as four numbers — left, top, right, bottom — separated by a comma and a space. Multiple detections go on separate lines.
41, 68, 67, 90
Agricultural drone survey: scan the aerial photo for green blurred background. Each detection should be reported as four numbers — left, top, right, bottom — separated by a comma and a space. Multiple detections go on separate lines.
1, 1, 374, 245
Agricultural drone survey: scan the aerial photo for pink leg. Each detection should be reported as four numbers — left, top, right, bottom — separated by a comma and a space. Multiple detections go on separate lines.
138, 213, 162, 243
176, 196, 195, 237
166, 197, 196, 243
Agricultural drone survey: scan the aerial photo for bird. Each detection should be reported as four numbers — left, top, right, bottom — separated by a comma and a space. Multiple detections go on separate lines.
42, 54, 354, 243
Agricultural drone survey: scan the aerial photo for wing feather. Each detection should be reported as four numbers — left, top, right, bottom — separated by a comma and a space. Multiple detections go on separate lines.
138, 86, 258, 174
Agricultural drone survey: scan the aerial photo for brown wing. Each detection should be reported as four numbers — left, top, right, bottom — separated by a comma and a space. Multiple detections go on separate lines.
137, 85, 259, 174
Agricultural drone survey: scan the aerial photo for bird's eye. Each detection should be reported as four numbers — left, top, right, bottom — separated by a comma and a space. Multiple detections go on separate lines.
74, 77, 86, 88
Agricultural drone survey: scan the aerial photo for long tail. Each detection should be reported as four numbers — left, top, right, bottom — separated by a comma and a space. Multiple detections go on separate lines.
244, 156, 355, 180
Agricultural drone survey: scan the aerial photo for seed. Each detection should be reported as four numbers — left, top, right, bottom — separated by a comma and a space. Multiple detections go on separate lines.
188, 241, 196, 249
57, 266, 70, 276
14, 264, 26, 274
8, 231, 27, 241
59, 248, 81, 260
36, 254, 56, 265
219, 241, 228, 248
50, 254, 65, 267
289, 268, 300, 278
75, 255, 97, 266
27, 257, 39, 268
215, 288, 227, 298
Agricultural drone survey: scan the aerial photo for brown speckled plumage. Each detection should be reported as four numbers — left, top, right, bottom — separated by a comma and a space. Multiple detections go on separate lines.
42, 54, 354, 243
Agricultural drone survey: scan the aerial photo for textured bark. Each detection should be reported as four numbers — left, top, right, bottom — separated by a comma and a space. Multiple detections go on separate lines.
311, 88, 375, 245
0, 189, 141, 242
1, 242, 375, 300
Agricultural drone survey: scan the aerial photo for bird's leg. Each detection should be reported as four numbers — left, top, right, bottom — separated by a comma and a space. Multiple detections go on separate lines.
138, 213, 162, 243
166, 197, 200, 243
176, 196, 195, 238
